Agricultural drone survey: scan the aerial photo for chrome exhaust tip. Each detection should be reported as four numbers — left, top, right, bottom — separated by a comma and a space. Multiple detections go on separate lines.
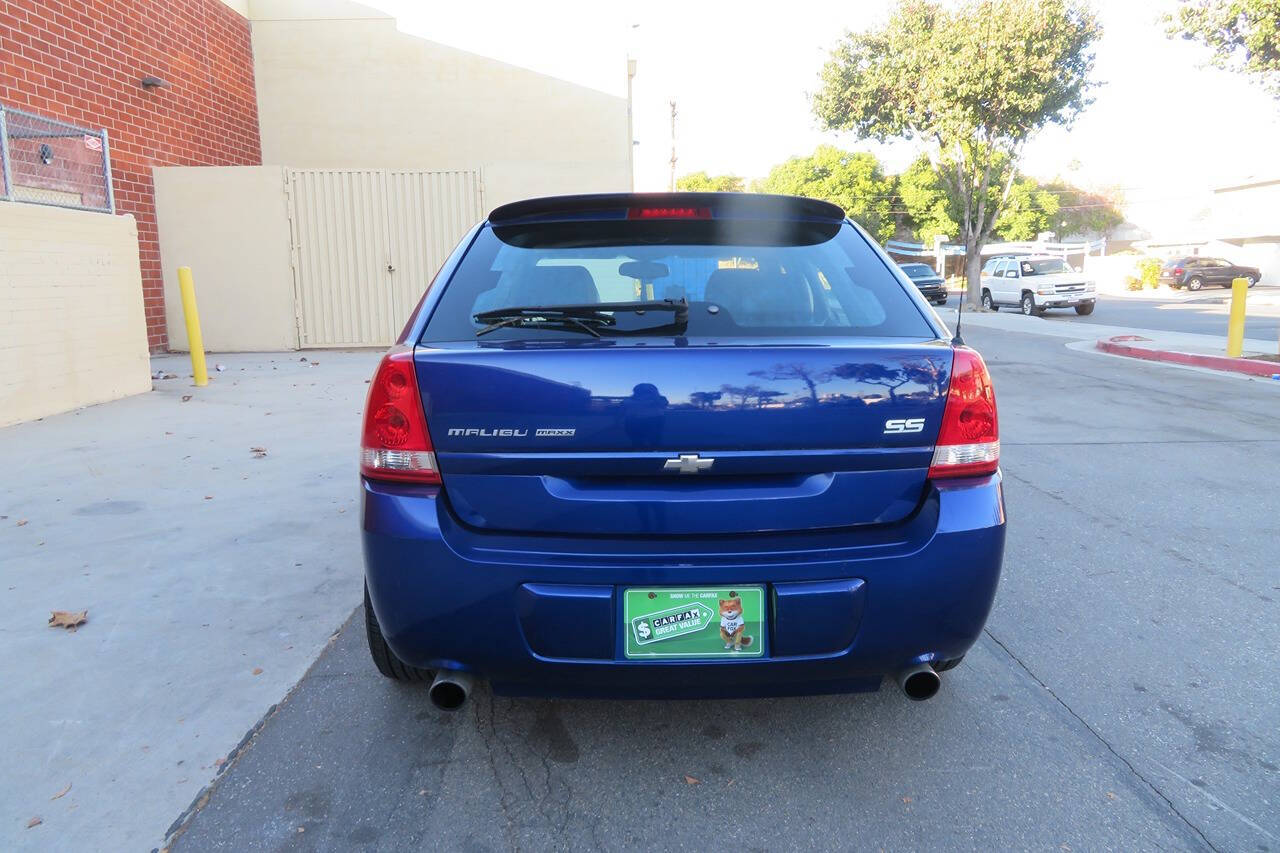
428, 669, 473, 711
896, 664, 941, 701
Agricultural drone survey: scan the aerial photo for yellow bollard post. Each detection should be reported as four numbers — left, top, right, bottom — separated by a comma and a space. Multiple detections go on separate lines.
1226, 277, 1247, 358
177, 266, 208, 387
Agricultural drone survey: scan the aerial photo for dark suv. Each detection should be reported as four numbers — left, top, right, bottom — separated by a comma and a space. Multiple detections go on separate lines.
1160, 257, 1261, 291
897, 262, 948, 305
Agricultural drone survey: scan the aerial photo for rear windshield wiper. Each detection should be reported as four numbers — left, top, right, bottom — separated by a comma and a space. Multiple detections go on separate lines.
473, 299, 688, 337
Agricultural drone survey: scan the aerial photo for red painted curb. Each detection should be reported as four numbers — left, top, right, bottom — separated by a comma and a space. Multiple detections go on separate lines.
1096, 337, 1280, 377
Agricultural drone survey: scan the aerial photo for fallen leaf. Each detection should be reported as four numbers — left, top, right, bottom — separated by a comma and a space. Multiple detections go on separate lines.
249, 446, 267, 458
1106, 791, 1116, 800
181, 395, 192, 402
48, 610, 88, 631
16, 519, 28, 526
204, 496, 213, 500
51, 783, 72, 801
27, 816, 42, 828
214, 757, 225, 768
683, 775, 700, 785
252, 667, 263, 675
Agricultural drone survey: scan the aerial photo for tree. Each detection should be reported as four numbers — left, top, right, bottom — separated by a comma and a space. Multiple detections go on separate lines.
899, 155, 1121, 244
997, 176, 1061, 241
1040, 181, 1124, 238
814, 0, 1102, 305
676, 171, 746, 192
897, 155, 958, 246
1166, 0, 1280, 98
753, 145, 896, 241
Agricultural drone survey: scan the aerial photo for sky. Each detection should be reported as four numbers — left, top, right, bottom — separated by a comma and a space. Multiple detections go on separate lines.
369, 0, 1280, 237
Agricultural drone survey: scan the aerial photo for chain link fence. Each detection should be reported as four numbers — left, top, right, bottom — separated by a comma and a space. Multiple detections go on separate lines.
0, 102, 115, 213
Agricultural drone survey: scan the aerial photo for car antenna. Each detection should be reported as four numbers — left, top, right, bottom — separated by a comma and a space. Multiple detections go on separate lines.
952, 269, 966, 347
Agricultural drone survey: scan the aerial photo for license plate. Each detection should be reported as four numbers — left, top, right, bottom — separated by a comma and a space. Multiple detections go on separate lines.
623, 586, 765, 659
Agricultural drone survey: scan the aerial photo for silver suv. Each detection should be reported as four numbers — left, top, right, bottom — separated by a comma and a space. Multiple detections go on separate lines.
979, 255, 1097, 316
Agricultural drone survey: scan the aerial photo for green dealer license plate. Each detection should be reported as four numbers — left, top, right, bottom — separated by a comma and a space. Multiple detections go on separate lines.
623, 586, 765, 659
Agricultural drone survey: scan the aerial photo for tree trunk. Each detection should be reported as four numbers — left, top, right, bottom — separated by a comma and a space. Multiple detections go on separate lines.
965, 237, 984, 307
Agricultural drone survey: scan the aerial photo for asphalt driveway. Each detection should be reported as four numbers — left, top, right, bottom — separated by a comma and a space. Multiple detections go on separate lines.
168, 324, 1280, 852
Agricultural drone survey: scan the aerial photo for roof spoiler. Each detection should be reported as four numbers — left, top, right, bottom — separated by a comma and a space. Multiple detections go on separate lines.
488, 192, 846, 226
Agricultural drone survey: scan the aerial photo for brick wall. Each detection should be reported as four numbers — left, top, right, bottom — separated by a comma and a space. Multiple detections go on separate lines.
0, 0, 262, 350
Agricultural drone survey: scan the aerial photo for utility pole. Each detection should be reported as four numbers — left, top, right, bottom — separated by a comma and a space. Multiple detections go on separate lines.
668, 99, 677, 192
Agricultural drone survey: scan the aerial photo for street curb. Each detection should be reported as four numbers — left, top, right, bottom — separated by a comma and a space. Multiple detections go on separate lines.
1096, 336, 1280, 377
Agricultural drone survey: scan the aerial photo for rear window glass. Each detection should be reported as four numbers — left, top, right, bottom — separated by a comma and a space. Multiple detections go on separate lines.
420, 221, 935, 342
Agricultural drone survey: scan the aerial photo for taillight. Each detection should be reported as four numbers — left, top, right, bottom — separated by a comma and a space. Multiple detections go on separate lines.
1173, 267, 1184, 275
359, 346, 440, 484
928, 347, 999, 479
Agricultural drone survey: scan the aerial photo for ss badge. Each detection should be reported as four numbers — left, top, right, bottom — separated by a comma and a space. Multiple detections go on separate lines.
883, 418, 926, 434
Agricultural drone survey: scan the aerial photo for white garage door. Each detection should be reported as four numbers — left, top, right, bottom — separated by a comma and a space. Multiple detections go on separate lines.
287, 168, 482, 347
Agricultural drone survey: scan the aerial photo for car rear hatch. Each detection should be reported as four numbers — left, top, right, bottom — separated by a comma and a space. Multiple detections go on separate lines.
412, 193, 953, 536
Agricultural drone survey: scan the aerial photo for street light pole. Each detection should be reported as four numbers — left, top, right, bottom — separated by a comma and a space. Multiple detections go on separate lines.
668, 99, 677, 192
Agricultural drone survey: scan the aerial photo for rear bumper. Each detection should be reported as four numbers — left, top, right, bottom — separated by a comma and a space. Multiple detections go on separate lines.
361, 474, 1006, 699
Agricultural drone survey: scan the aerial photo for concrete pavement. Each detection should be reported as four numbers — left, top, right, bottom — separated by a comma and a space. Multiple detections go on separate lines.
0, 350, 380, 851
167, 325, 1280, 852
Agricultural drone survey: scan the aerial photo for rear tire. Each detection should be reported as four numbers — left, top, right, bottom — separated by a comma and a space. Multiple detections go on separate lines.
982, 290, 995, 311
365, 583, 433, 682
1075, 303, 1095, 315
1188, 277, 1203, 291
1020, 293, 1040, 316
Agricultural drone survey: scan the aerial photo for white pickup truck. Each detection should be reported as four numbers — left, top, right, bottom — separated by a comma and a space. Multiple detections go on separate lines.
979, 255, 1097, 316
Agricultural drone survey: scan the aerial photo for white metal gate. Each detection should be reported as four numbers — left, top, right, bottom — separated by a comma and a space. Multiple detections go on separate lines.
287, 168, 482, 347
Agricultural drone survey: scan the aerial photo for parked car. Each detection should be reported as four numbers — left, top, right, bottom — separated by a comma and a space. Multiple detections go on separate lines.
360, 192, 1005, 709
979, 254, 1097, 315
897, 262, 948, 305
1159, 257, 1261, 291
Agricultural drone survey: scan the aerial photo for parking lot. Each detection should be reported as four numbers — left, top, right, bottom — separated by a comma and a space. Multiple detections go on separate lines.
8, 320, 1272, 851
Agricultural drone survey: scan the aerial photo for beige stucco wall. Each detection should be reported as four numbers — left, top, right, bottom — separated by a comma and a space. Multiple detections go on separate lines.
247, 0, 632, 209
0, 204, 151, 426
154, 166, 299, 352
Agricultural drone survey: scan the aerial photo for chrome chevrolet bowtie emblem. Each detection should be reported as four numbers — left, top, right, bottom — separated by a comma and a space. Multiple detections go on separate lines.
663, 453, 714, 474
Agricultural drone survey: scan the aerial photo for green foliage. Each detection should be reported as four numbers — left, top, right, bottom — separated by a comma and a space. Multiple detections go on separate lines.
1166, 0, 1280, 98
1039, 182, 1125, 238
1125, 275, 1145, 291
1138, 257, 1163, 289
995, 177, 1061, 241
676, 172, 746, 193
813, 0, 1102, 299
897, 156, 958, 245
896, 154, 1117, 244
754, 145, 896, 241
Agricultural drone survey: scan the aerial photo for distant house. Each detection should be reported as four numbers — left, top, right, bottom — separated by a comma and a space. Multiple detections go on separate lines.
1209, 177, 1280, 284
